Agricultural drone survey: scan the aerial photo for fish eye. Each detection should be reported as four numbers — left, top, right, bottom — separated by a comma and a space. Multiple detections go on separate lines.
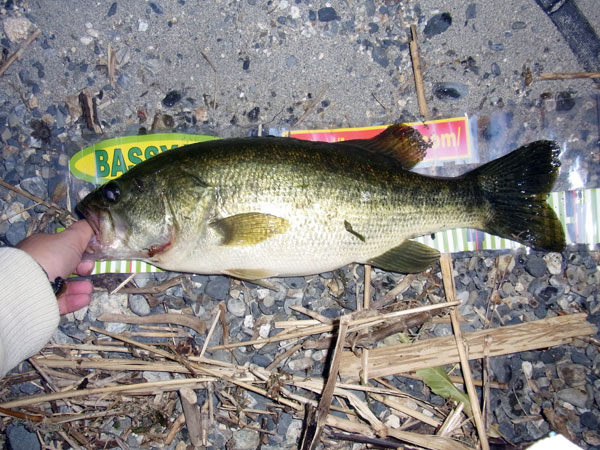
102, 181, 120, 203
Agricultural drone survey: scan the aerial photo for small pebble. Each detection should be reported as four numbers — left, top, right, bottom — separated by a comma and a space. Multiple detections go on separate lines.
162, 90, 182, 107
557, 388, 588, 408
287, 356, 313, 372
557, 364, 587, 387
433, 82, 468, 101
149, 2, 163, 14
3, 17, 33, 42
276, 413, 293, 436
205, 276, 230, 300
317, 7, 339, 22
142, 371, 171, 382
371, 46, 388, 68
285, 55, 297, 67
20, 176, 46, 199
581, 411, 599, 429
491, 62, 501, 77
543, 253, 563, 275
228, 429, 260, 450
247, 106, 260, 122
488, 40, 504, 51
87, 291, 128, 323
465, 3, 476, 20
227, 297, 246, 317
540, 347, 565, 364
129, 294, 151, 316
424, 13, 452, 38
107, 2, 117, 16
556, 91, 576, 112
6, 424, 41, 450
251, 353, 273, 366
285, 419, 303, 442
525, 255, 547, 277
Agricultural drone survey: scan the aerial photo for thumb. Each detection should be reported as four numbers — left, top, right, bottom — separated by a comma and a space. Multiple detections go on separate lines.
57, 220, 94, 254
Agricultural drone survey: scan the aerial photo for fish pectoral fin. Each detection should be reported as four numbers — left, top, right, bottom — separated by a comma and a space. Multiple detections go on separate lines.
210, 212, 290, 246
367, 240, 440, 273
224, 269, 278, 282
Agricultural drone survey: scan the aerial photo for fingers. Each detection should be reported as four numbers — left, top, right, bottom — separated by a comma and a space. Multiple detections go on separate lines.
57, 280, 93, 315
16, 220, 95, 281
76, 260, 95, 276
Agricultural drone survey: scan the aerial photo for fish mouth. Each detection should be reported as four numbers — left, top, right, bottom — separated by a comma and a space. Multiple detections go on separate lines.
76, 203, 115, 259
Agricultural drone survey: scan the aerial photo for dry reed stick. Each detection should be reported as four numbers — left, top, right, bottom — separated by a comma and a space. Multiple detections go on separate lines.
325, 415, 472, 450
164, 413, 186, 445
110, 272, 136, 294
0, 378, 215, 409
290, 305, 333, 324
370, 274, 415, 310
114, 275, 184, 294
179, 388, 203, 447
409, 25, 428, 118
538, 72, 600, 81
98, 312, 206, 335
266, 343, 302, 371
440, 253, 489, 450
482, 336, 493, 431
436, 402, 466, 437
210, 301, 460, 351
403, 372, 507, 390
200, 308, 221, 358
360, 265, 371, 384
302, 315, 350, 449
0, 179, 76, 222
0, 29, 42, 77
340, 313, 595, 379
369, 393, 441, 428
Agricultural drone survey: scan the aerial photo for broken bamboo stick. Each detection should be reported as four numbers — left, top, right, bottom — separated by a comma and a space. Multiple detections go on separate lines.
409, 24, 428, 118
440, 253, 489, 450
537, 72, 600, 81
179, 388, 203, 447
339, 313, 596, 379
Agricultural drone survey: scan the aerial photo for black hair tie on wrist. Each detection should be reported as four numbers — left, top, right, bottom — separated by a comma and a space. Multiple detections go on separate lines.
51, 277, 66, 296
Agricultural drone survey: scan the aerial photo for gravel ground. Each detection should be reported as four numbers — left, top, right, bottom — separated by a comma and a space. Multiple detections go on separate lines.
0, 0, 599, 449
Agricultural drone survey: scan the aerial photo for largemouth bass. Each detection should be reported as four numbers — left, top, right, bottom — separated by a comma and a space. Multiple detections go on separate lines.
77, 125, 565, 279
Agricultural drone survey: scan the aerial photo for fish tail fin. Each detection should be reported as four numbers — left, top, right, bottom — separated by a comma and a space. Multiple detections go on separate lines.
468, 140, 566, 251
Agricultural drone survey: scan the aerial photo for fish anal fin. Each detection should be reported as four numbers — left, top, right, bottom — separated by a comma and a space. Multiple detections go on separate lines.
224, 268, 278, 282
339, 124, 431, 169
367, 240, 440, 273
211, 212, 290, 246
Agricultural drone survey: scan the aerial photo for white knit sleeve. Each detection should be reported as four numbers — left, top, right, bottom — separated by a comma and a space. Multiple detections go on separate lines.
0, 247, 59, 378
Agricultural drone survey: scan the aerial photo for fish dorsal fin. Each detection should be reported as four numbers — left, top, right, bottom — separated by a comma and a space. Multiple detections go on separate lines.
210, 212, 290, 246
338, 124, 430, 169
367, 240, 440, 273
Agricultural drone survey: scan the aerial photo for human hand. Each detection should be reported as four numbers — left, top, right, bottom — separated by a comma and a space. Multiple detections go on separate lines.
16, 220, 95, 314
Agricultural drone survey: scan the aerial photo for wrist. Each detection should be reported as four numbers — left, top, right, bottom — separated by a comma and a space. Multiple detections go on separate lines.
34, 262, 66, 296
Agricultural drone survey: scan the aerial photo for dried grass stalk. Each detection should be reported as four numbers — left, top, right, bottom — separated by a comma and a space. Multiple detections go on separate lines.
301, 315, 349, 449
179, 388, 203, 447
440, 253, 489, 450
339, 313, 596, 379
98, 312, 206, 335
